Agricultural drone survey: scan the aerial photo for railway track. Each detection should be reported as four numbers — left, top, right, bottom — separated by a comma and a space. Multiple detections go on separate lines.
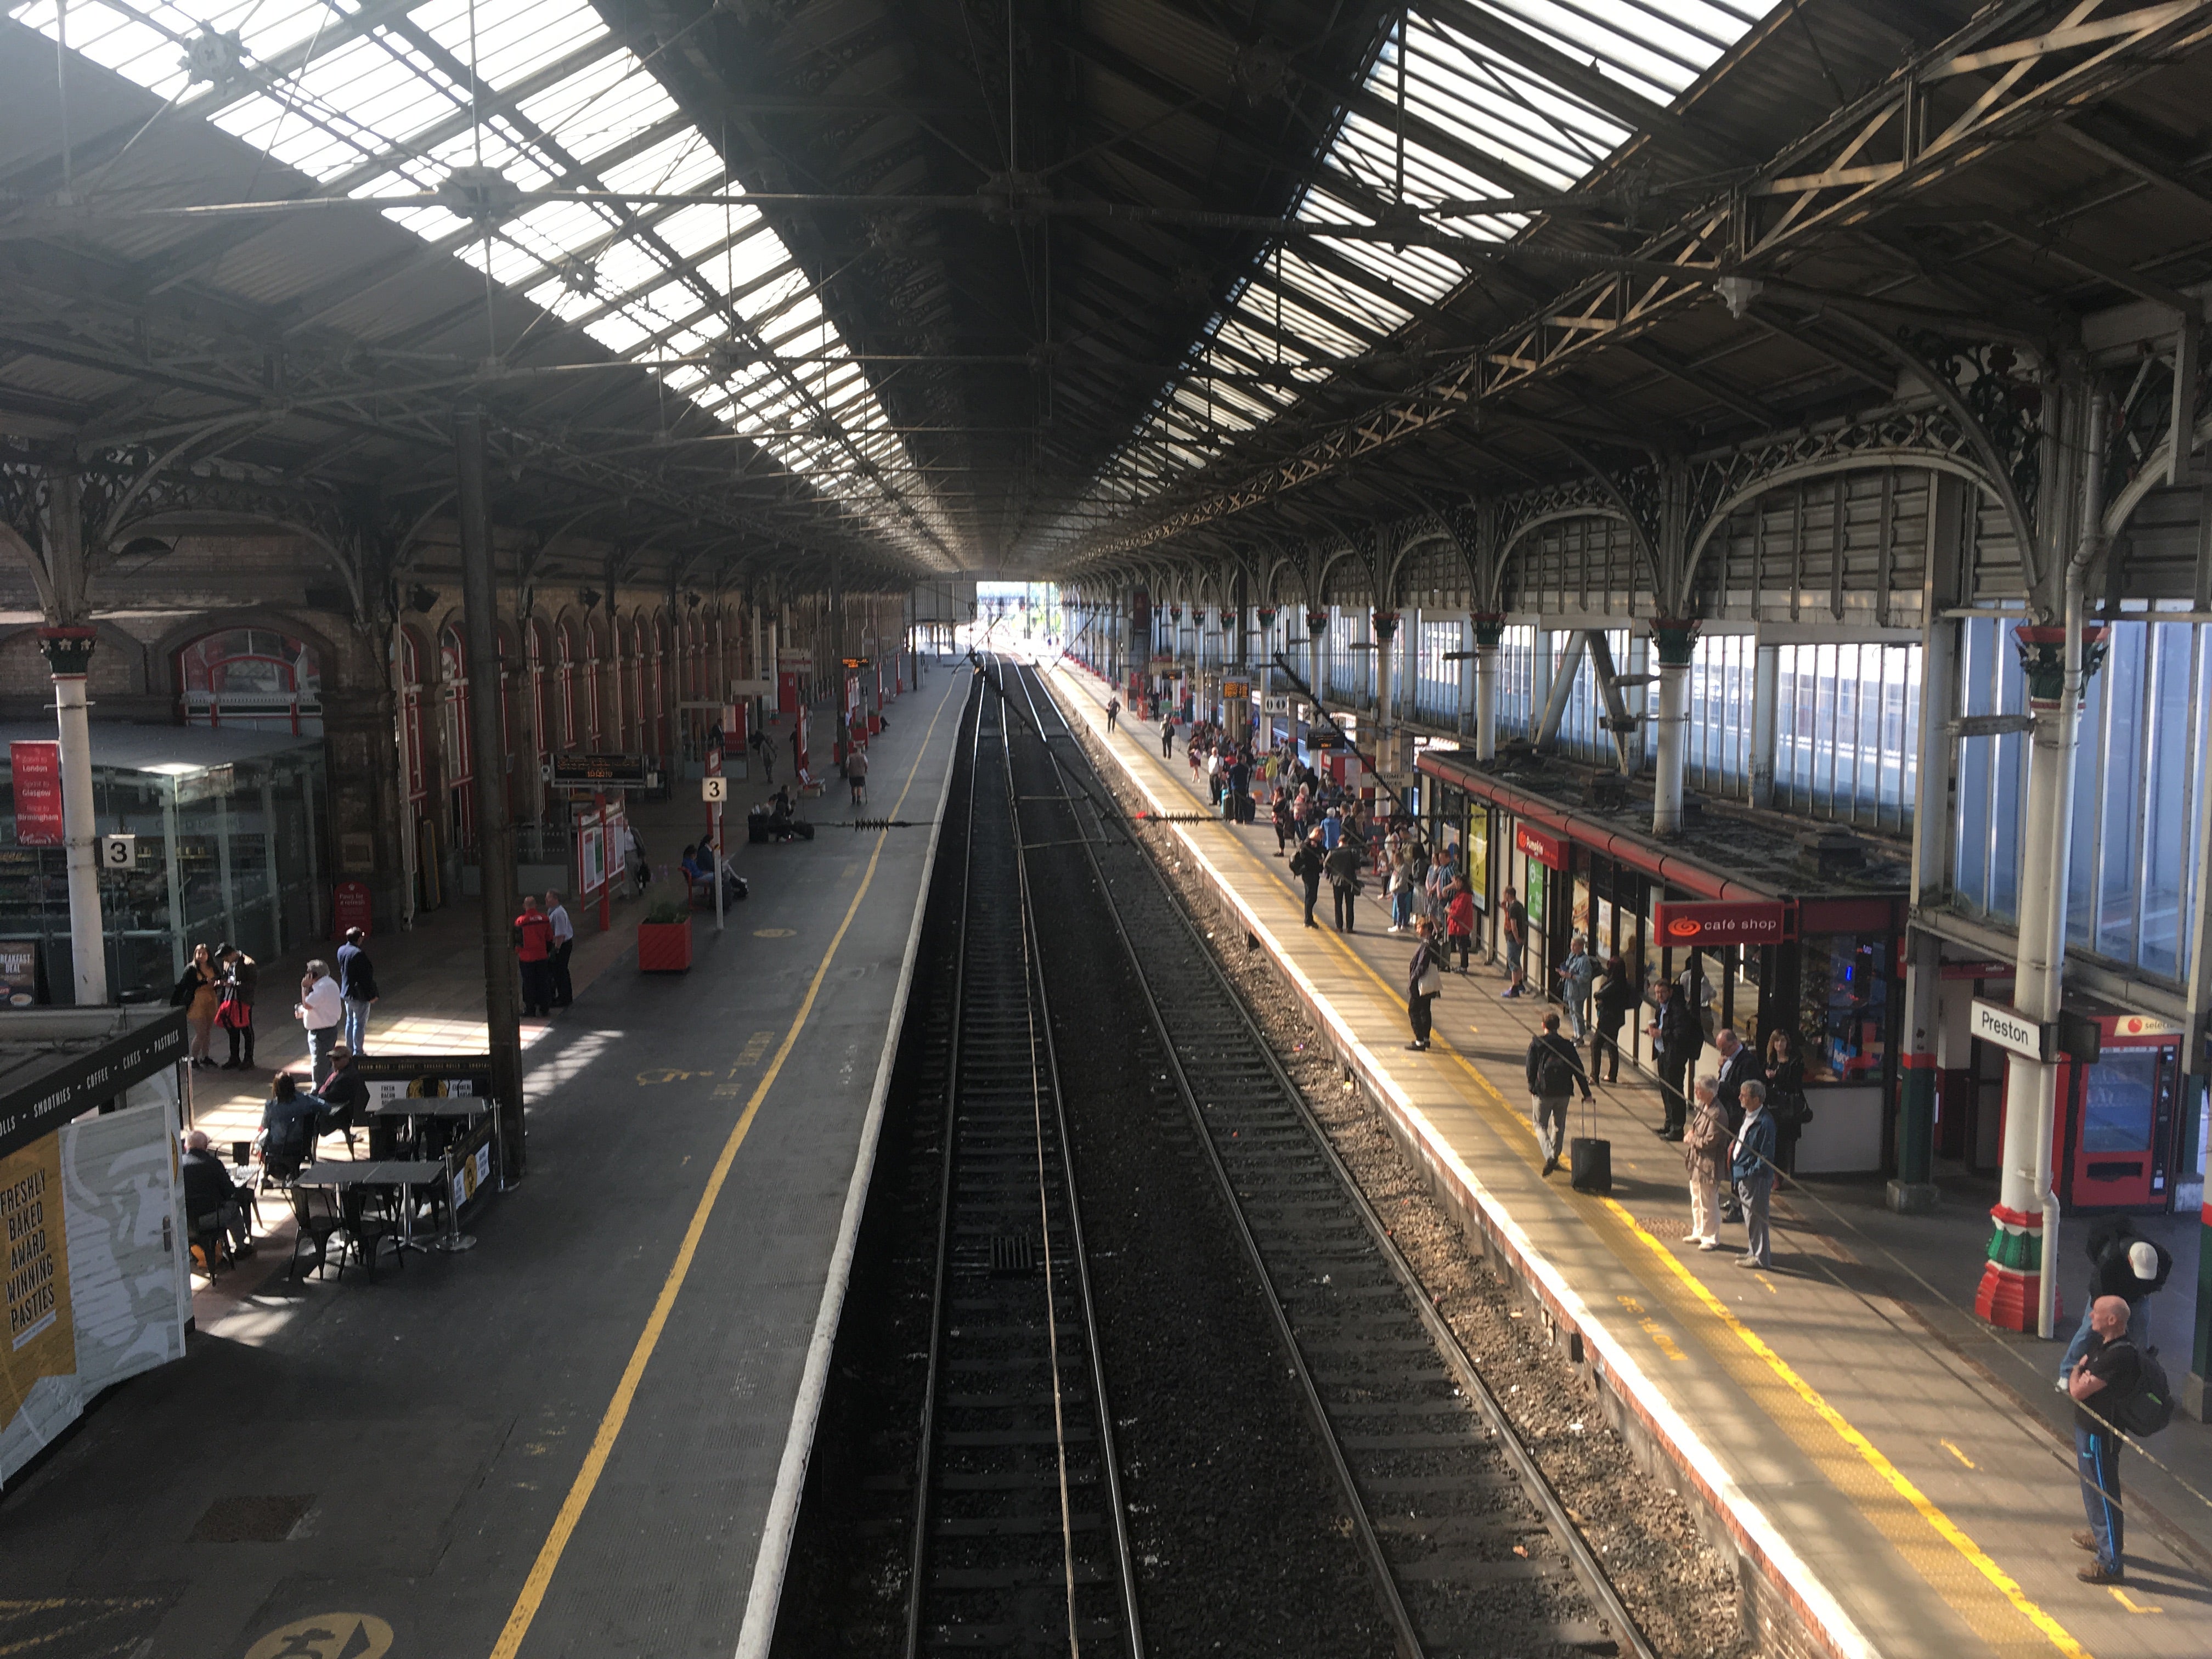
1000, 659, 1657, 1659
903, 672, 1144, 1658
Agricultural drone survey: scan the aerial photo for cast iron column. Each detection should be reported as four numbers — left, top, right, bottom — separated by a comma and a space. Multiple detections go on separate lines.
40, 627, 106, 1005
1471, 613, 1505, 761
454, 403, 526, 1175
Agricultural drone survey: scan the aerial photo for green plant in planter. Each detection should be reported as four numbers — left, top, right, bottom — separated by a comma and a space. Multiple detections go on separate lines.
645, 900, 688, 926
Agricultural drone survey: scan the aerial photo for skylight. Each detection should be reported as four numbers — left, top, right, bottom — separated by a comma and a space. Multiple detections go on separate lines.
13, 0, 959, 567
1091, 0, 1779, 510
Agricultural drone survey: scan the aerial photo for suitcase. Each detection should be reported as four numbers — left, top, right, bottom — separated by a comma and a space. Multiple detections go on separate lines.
1569, 1137, 1611, 1194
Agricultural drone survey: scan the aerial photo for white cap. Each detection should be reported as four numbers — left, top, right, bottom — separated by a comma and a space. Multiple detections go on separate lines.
2129, 1240, 2159, 1280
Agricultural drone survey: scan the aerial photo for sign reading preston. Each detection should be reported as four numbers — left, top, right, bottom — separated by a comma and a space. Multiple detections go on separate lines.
1971, 997, 2053, 1063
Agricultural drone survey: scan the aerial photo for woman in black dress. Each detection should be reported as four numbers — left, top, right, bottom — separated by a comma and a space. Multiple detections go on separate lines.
1764, 1028, 1809, 1175
1591, 953, 1635, 1082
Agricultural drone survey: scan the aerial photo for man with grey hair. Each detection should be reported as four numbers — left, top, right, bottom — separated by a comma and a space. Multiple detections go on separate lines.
1680, 1075, 1729, 1250
1729, 1080, 1775, 1269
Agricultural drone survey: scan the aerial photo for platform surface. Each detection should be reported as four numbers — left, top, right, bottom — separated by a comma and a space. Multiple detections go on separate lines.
0, 664, 969, 1659
1051, 661, 2212, 1659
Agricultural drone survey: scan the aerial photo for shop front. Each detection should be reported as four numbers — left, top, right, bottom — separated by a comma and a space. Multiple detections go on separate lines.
0, 723, 328, 1004
1419, 751, 1908, 1175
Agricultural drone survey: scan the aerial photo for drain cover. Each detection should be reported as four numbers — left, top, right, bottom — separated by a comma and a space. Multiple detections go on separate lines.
190, 1494, 314, 1542
990, 1235, 1037, 1276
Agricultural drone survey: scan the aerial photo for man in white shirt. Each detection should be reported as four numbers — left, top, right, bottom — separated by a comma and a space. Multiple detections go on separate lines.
545, 889, 575, 1008
294, 959, 343, 1075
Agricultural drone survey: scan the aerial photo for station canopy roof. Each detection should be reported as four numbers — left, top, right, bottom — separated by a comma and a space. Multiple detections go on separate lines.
5, 1, 2211, 582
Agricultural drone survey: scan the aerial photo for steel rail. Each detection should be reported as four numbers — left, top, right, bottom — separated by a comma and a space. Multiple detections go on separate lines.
998, 659, 1148, 1659
1013, 661, 1662, 1659
900, 671, 984, 1659
904, 659, 1143, 1658
1000, 661, 1424, 1659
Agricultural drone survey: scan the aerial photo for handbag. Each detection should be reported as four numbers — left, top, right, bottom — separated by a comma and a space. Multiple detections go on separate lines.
1417, 961, 1443, 998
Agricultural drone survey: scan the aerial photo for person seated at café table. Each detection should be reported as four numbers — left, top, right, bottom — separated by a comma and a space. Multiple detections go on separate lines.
317, 1043, 371, 1152
180, 1128, 253, 1260
255, 1071, 325, 1176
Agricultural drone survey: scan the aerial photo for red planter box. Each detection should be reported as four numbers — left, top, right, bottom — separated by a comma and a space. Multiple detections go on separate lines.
637, 919, 693, 972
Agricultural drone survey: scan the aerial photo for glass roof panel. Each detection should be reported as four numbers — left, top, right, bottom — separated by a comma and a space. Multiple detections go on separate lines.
1097, 0, 1779, 510
16, 0, 955, 565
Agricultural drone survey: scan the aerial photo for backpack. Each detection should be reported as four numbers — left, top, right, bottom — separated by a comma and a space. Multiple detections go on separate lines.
2108, 1341, 2175, 1437
1536, 1042, 1577, 1097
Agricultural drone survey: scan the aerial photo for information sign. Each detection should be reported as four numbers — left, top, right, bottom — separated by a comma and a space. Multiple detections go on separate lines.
99, 833, 137, 871
10, 742, 61, 846
551, 753, 650, 789
1971, 998, 2053, 1063
702, 776, 727, 803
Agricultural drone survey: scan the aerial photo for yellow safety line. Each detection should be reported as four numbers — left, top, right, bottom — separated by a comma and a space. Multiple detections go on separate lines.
1608, 1199, 2091, 1659
1062, 670, 2095, 1659
489, 681, 959, 1659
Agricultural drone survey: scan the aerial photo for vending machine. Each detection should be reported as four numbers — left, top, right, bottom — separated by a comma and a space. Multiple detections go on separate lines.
2055, 1011, 2186, 1213
1996, 1005, 2188, 1214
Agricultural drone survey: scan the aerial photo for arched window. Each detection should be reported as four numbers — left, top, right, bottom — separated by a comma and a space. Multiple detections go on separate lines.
583, 619, 604, 749
557, 623, 578, 750
627, 619, 646, 753
441, 625, 474, 849
528, 620, 549, 770
398, 629, 426, 814
178, 628, 323, 734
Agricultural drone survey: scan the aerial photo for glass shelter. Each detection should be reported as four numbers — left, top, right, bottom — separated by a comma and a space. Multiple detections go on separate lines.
0, 724, 327, 1004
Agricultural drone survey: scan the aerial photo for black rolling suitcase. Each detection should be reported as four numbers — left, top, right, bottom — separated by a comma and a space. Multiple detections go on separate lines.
1568, 1092, 1610, 1194
1569, 1137, 1611, 1194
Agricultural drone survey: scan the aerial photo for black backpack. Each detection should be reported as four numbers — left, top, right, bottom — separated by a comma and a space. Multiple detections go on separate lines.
2108, 1341, 2176, 1437
1536, 1042, 1577, 1097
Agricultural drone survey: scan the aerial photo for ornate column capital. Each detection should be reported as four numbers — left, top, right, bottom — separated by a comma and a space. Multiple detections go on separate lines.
1305, 609, 1329, 634
1650, 616, 1701, 668
2012, 624, 2109, 708
1371, 608, 1400, 641
37, 626, 97, 678
1469, 611, 1507, 648
1255, 605, 1278, 628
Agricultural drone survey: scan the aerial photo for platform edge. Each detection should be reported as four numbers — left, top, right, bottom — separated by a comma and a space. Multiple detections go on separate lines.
731, 695, 962, 1659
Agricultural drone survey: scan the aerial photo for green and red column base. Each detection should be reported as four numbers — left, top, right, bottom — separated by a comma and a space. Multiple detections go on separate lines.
1975, 1203, 2046, 1332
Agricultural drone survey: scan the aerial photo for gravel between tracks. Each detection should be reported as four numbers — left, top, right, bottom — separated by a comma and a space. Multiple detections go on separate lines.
1064, 709, 1759, 1659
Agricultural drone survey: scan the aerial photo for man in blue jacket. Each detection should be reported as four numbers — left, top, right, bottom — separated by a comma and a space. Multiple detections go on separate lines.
1730, 1080, 1778, 1270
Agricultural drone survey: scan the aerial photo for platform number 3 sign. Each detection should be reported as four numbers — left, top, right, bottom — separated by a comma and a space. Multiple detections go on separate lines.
702, 776, 728, 803
100, 833, 137, 871
244, 1613, 394, 1659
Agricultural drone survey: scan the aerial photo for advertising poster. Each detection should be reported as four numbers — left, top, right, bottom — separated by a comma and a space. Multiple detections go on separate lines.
0, 939, 41, 1007
9, 742, 62, 847
3, 1135, 70, 1378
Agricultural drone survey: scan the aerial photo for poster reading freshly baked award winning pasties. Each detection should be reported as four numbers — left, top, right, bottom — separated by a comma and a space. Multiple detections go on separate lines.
2, 1133, 71, 1392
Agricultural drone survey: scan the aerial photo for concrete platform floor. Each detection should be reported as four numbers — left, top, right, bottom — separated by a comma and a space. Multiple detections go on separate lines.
0, 662, 970, 1659
1051, 658, 2212, 1659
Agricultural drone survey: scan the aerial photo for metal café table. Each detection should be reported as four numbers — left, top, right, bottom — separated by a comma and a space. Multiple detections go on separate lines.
296, 1159, 449, 1254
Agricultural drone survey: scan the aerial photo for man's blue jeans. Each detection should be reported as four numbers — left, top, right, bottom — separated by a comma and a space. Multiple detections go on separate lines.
2076, 1424, 2124, 1573
343, 996, 372, 1056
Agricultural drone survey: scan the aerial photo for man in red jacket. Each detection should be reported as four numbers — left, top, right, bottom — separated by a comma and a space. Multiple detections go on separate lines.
514, 894, 555, 1017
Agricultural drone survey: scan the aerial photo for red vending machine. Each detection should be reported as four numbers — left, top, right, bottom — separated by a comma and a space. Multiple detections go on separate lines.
1999, 1002, 2189, 1215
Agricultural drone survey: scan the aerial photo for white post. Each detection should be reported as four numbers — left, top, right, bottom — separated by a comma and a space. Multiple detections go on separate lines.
713, 800, 725, 933
1748, 640, 1780, 810
1650, 619, 1696, 838
1471, 613, 1503, 761
1977, 392, 2105, 1338
42, 629, 107, 1005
